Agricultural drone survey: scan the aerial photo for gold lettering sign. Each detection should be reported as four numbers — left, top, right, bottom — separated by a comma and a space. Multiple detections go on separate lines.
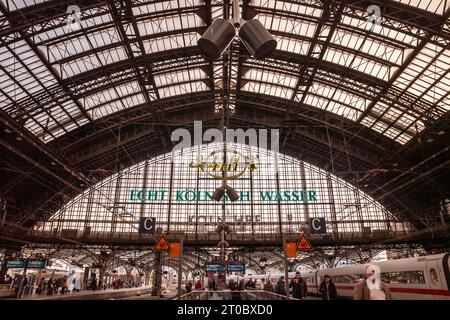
189, 148, 257, 180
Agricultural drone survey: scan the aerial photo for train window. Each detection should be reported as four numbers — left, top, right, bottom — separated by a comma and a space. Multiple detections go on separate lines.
381, 271, 425, 284
429, 269, 439, 286
332, 274, 363, 283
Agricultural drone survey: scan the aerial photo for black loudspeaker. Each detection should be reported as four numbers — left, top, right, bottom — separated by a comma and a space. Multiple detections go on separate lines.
198, 19, 236, 60
212, 186, 226, 202
226, 186, 240, 202
239, 19, 277, 59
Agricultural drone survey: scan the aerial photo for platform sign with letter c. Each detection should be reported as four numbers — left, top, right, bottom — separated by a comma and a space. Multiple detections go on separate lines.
309, 217, 326, 234
139, 217, 155, 234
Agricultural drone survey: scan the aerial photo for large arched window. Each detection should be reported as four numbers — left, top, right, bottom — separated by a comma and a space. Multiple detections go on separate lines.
35, 143, 412, 236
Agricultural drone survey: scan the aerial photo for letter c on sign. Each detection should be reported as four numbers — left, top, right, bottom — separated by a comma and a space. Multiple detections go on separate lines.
144, 218, 153, 230
312, 218, 321, 231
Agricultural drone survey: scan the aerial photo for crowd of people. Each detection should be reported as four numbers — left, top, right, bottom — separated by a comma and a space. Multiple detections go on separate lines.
0, 274, 77, 297
182, 266, 392, 301
0, 273, 134, 297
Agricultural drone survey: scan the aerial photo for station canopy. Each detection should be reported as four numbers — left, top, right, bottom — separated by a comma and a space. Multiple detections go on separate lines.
0, 0, 449, 235
0, 0, 448, 143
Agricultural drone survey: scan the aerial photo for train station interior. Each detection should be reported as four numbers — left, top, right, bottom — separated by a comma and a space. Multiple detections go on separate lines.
0, 0, 449, 302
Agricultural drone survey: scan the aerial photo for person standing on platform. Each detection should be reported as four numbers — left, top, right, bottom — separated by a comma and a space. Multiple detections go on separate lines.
238, 279, 245, 291
37, 277, 45, 295
259, 279, 266, 290
353, 264, 391, 300
46, 278, 53, 295
185, 281, 193, 293
208, 278, 215, 291
275, 276, 286, 296
319, 275, 337, 300
194, 279, 202, 290
264, 279, 274, 292
289, 271, 308, 300
61, 276, 68, 294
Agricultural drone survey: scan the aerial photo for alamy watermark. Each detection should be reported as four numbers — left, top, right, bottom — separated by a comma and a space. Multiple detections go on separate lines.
170, 121, 280, 176
66, 5, 81, 32
366, 5, 382, 30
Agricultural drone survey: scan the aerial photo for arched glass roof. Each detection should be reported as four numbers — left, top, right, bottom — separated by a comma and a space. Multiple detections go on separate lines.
35, 143, 411, 236
0, 0, 448, 145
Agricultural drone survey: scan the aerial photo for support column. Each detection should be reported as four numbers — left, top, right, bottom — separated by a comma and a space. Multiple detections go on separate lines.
326, 172, 338, 237
353, 187, 365, 235
151, 251, 162, 296
0, 197, 6, 228
83, 267, 90, 291
99, 266, 106, 290
250, 168, 255, 238
275, 171, 283, 238
0, 246, 21, 281
177, 238, 183, 299
300, 160, 310, 224
110, 174, 123, 235
282, 237, 290, 299
166, 160, 175, 234
138, 160, 149, 240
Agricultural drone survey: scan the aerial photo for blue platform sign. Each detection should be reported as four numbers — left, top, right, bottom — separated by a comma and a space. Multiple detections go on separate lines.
139, 217, 155, 234
310, 217, 327, 234
205, 264, 224, 273
5, 260, 46, 269
6, 260, 25, 268
28, 261, 46, 269
227, 263, 245, 272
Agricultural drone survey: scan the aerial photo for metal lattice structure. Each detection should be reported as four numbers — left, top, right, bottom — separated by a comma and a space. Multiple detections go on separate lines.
0, 0, 449, 247
35, 143, 410, 236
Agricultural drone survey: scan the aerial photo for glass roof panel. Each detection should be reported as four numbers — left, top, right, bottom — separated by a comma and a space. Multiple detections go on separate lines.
275, 34, 310, 55
143, 32, 199, 54
2, 0, 47, 10
243, 68, 297, 88
34, 11, 112, 44
0, 0, 448, 146
45, 26, 120, 63
393, 39, 450, 114
132, 0, 203, 16
88, 93, 146, 120
159, 81, 209, 99
392, 0, 449, 14
38, 142, 402, 235
242, 81, 294, 99
81, 81, 141, 110
154, 67, 207, 87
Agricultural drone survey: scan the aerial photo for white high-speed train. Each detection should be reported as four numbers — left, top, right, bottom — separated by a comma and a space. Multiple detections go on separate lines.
228, 253, 450, 300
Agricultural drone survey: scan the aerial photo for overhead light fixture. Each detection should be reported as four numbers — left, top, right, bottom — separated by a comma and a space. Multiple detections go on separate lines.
198, 18, 236, 60
438, 130, 445, 135
226, 186, 240, 202
197, 0, 276, 60
211, 184, 240, 202
238, 19, 277, 59
212, 185, 226, 202
215, 222, 232, 234
4, 128, 12, 134
427, 137, 434, 143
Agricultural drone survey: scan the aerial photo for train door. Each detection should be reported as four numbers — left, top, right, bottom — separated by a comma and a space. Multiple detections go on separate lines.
426, 259, 445, 300
443, 254, 450, 299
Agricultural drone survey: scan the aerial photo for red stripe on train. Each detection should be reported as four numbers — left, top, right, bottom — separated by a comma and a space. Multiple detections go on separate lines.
307, 284, 450, 296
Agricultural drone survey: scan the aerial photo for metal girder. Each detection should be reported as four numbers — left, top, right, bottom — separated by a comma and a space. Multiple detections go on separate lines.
346, 0, 450, 41
281, 0, 347, 151
107, 0, 159, 104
